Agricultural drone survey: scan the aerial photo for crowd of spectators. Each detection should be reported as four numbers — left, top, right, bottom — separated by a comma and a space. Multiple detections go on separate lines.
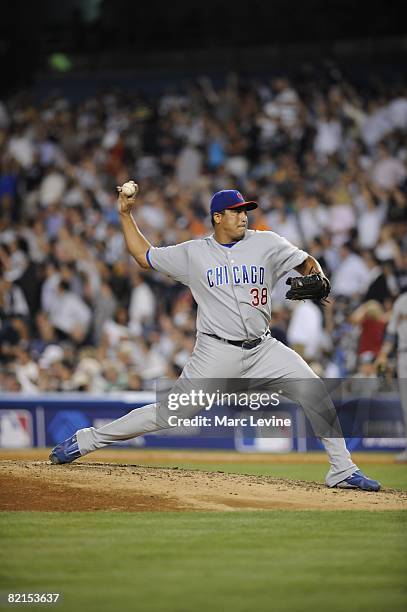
0, 70, 406, 393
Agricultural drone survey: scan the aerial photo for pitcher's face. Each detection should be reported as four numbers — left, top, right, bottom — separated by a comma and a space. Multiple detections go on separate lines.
214, 207, 248, 241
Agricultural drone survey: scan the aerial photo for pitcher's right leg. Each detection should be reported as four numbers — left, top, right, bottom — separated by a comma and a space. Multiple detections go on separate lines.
77, 403, 167, 454
49, 402, 168, 464
49, 332, 244, 464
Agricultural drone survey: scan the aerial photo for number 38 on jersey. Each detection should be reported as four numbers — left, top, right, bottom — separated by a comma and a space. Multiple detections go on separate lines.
250, 287, 268, 306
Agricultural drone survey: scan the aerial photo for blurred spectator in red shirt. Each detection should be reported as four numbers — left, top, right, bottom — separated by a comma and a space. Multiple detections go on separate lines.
349, 300, 388, 357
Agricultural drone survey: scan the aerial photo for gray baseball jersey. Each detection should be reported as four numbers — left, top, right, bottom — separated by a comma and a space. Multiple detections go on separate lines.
147, 230, 308, 340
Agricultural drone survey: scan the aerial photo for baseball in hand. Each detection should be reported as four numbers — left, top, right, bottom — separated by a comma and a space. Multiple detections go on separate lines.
121, 181, 138, 197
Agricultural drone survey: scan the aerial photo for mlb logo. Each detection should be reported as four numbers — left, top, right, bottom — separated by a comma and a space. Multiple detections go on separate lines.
0, 410, 33, 448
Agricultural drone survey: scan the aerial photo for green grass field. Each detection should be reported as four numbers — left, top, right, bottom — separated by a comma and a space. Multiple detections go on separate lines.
1, 460, 406, 612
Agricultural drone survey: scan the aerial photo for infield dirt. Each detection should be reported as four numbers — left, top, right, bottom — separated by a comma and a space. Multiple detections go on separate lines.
1, 451, 406, 512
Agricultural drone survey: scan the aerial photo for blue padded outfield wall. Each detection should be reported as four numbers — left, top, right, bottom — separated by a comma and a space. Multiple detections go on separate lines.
0, 392, 404, 453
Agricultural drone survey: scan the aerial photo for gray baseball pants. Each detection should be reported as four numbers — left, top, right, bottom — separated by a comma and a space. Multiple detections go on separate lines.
77, 333, 357, 486
398, 353, 407, 448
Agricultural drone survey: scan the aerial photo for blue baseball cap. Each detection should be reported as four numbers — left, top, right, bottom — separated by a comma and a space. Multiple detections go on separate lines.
210, 190, 258, 216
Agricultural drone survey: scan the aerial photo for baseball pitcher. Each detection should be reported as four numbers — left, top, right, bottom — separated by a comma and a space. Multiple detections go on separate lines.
50, 184, 380, 491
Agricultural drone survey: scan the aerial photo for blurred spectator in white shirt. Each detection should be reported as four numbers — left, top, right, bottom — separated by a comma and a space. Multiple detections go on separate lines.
7, 126, 35, 168
0, 279, 29, 316
361, 100, 393, 148
332, 244, 370, 297
137, 192, 167, 233
387, 94, 407, 131
0, 238, 27, 282
264, 78, 300, 131
101, 306, 132, 349
287, 301, 325, 360
314, 110, 342, 158
48, 280, 91, 343
267, 197, 302, 246
371, 144, 406, 190
297, 194, 329, 243
14, 346, 39, 393
329, 190, 356, 246
39, 166, 67, 207
356, 190, 386, 249
176, 144, 202, 186
375, 225, 402, 264
129, 270, 156, 335
137, 338, 168, 383
104, 225, 125, 265
41, 261, 60, 313
92, 282, 117, 345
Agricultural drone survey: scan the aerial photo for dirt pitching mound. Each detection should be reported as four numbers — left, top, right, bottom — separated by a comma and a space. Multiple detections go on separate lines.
1, 460, 406, 512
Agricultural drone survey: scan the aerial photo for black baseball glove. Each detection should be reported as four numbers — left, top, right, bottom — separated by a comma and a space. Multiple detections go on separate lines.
285, 273, 331, 303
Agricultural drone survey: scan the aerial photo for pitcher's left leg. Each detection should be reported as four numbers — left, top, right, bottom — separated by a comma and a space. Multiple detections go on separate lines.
246, 338, 379, 489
